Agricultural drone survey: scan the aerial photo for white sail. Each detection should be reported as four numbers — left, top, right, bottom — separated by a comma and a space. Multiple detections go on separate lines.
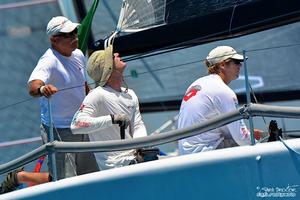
116, 0, 166, 33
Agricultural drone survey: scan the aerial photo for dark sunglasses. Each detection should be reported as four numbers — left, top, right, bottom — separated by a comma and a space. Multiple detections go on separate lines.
226, 59, 242, 65
54, 29, 78, 38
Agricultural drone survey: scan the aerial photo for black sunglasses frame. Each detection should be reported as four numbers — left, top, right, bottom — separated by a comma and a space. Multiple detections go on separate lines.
225, 59, 242, 65
54, 29, 78, 38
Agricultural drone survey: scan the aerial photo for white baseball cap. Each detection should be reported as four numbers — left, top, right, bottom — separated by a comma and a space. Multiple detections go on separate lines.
206, 46, 245, 67
46, 16, 80, 36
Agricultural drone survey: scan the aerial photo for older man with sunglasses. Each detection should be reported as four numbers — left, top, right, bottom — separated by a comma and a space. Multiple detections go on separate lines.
27, 16, 96, 180
178, 46, 262, 155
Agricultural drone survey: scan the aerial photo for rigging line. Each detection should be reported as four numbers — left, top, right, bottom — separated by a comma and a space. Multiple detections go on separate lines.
126, 41, 300, 77
0, 97, 34, 111
124, 58, 202, 78
0, 81, 97, 112
2, 42, 300, 111
245, 43, 300, 53
124, 45, 191, 62
58, 84, 87, 92
228, 5, 237, 35
125, 41, 300, 63
0, 55, 248, 111
141, 59, 165, 90
279, 136, 300, 156
258, 135, 269, 143
248, 83, 267, 125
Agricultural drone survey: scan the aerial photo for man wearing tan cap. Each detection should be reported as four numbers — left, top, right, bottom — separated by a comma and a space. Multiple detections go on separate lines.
178, 46, 262, 155
71, 45, 147, 170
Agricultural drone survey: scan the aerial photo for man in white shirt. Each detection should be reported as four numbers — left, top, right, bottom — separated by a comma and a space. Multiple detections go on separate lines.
178, 46, 261, 155
28, 16, 95, 179
71, 45, 147, 170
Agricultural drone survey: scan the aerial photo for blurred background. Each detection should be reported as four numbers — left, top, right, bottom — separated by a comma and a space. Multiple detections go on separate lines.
0, 0, 300, 179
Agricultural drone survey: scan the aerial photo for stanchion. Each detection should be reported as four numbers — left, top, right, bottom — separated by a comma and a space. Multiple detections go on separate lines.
243, 50, 255, 145
47, 98, 57, 181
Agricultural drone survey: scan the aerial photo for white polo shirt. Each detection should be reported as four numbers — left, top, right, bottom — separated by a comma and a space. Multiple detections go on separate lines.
178, 74, 251, 155
28, 48, 86, 127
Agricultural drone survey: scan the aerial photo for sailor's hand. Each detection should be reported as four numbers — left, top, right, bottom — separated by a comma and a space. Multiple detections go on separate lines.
111, 114, 130, 129
39, 84, 58, 98
254, 129, 263, 140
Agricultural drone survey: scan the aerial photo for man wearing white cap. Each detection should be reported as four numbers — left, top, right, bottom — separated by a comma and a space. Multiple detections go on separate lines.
27, 16, 94, 179
71, 45, 147, 170
178, 46, 262, 155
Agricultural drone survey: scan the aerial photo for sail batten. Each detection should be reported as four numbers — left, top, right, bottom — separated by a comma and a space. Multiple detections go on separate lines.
116, 0, 166, 33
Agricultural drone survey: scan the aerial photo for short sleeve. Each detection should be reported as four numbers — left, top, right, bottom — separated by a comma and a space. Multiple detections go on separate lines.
28, 56, 56, 84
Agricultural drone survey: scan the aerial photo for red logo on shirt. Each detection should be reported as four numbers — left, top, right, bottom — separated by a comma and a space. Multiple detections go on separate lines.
75, 121, 91, 127
79, 104, 85, 111
183, 86, 201, 101
241, 127, 249, 138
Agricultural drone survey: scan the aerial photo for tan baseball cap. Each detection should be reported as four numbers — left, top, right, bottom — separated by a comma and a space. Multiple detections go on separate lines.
206, 46, 245, 67
87, 45, 113, 86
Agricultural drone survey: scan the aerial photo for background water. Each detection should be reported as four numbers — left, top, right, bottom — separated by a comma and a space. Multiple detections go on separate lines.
1, 0, 300, 183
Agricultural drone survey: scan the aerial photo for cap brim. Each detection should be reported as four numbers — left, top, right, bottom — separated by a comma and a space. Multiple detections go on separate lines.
231, 53, 247, 61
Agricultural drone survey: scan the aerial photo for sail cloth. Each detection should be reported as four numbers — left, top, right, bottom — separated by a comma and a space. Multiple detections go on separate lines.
116, 0, 166, 33
166, 0, 252, 24
93, 0, 300, 56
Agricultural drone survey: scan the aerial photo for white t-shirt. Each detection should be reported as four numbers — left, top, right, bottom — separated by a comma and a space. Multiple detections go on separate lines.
178, 74, 251, 155
28, 48, 86, 127
71, 86, 147, 170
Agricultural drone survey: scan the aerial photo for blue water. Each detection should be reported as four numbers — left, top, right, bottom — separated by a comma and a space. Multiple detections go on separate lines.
0, 1, 61, 182
2, 0, 300, 184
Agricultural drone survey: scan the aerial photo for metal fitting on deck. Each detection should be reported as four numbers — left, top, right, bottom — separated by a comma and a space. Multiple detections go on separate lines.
239, 104, 252, 119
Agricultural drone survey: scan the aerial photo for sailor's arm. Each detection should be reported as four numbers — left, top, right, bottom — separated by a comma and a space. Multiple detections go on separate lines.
132, 96, 147, 138
71, 104, 113, 134
215, 92, 261, 145
71, 104, 131, 134
28, 79, 58, 98
28, 57, 58, 98
227, 120, 262, 145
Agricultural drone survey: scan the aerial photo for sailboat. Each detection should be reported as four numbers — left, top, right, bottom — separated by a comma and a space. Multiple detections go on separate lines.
1, 0, 300, 199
